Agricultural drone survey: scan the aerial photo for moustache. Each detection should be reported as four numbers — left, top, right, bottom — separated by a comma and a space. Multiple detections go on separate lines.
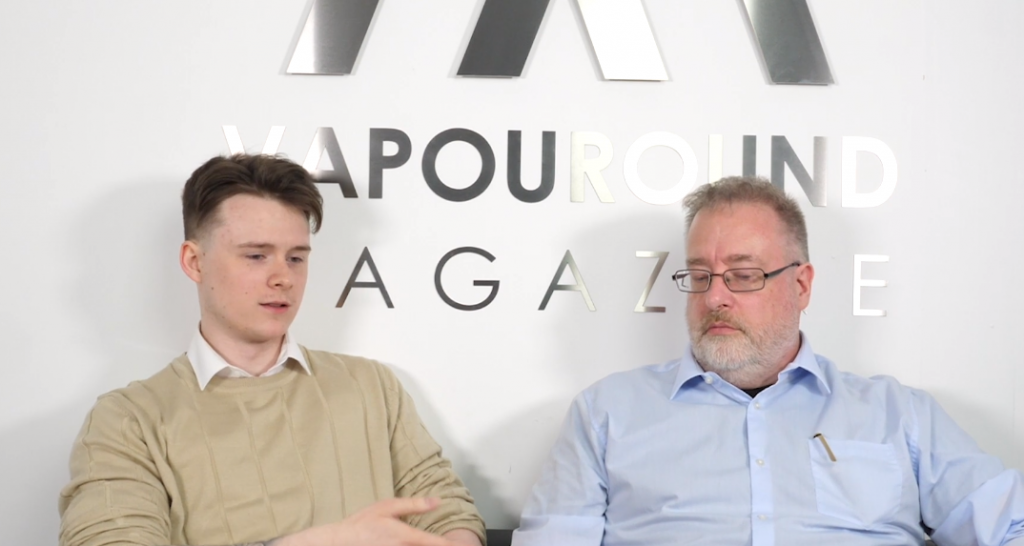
700, 311, 746, 334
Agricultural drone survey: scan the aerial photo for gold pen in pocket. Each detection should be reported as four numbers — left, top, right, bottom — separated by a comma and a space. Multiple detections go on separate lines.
813, 433, 837, 462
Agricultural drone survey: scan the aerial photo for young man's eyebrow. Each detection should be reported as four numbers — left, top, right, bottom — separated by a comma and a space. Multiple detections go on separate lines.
237, 242, 312, 252
238, 242, 273, 250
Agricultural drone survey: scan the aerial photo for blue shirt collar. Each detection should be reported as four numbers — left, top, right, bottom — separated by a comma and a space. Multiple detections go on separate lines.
670, 332, 830, 398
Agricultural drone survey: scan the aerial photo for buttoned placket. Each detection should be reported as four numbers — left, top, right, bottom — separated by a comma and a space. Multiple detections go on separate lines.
747, 394, 774, 546
702, 375, 776, 546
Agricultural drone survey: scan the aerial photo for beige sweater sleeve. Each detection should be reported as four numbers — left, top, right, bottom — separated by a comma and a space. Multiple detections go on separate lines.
58, 394, 171, 546
378, 365, 487, 542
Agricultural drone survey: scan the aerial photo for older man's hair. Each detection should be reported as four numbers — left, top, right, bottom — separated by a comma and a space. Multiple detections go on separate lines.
683, 176, 809, 262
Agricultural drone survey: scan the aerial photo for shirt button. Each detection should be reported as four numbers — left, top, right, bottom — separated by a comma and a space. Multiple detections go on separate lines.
754, 402, 762, 409
758, 514, 767, 521
704, 376, 714, 384
756, 459, 765, 467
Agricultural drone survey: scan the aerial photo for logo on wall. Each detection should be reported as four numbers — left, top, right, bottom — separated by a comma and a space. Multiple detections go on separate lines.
286, 0, 834, 84
243, 1, 900, 316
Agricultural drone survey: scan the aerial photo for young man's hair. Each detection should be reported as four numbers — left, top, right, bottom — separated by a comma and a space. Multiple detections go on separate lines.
182, 154, 324, 240
683, 176, 809, 262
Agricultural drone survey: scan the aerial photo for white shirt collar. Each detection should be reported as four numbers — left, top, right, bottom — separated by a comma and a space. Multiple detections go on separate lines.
186, 326, 311, 390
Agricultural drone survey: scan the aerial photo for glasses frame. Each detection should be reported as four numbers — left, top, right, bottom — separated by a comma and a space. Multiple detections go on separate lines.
671, 262, 802, 293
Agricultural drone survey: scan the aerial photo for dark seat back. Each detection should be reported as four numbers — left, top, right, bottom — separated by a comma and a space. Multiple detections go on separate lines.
486, 528, 513, 546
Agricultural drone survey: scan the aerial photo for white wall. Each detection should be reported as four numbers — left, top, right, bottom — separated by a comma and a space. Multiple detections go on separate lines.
2, 0, 1023, 542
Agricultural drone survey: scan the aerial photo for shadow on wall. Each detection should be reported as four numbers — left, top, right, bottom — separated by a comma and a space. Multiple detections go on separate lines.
67, 179, 197, 386
543, 209, 689, 389
485, 209, 688, 528
289, 186, 384, 351
0, 400, 97, 545
0, 178, 196, 545
798, 203, 890, 380
393, 366, 568, 530
411, 208, 691, 529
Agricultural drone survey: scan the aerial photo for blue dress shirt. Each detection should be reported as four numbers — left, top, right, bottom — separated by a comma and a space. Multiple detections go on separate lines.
512, 336, 1024, 546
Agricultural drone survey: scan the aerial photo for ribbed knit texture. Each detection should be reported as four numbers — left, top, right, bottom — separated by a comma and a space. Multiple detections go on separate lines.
58, 349, 484, 546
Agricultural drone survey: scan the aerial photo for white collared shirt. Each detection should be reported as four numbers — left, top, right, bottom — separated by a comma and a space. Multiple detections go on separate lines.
186, 326, 311, 390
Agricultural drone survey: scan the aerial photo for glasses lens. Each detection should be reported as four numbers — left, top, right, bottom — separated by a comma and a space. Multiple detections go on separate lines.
678, 270, 711, 292
723, 269, 765, 292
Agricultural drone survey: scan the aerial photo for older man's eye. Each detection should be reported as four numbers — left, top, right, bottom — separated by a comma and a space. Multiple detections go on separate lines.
689, 272, 711, 283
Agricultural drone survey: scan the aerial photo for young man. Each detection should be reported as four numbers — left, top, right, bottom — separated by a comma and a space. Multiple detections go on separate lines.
512, 176, 1024, 546
59, 155, 484, 546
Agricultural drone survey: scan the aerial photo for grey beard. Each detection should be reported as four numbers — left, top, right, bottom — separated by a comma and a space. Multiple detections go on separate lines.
692, 334, 779, 387
690, 314, 800, 388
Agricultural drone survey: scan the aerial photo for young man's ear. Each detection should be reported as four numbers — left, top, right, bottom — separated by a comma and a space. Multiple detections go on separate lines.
180, 240, 203, 284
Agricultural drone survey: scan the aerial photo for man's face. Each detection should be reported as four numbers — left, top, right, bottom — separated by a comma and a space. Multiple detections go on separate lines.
685, 202, 813, 387
183, 194, 311, 347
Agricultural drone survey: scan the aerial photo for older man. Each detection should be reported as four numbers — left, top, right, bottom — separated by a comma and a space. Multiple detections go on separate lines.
512, 176, 1024, 546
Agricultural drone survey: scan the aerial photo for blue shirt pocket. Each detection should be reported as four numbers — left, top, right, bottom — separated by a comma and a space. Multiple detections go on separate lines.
807, 438, 903, 528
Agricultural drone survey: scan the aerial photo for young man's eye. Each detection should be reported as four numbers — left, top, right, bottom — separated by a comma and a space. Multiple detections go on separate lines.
246, 254, 265, 261
289, 256, 306, 264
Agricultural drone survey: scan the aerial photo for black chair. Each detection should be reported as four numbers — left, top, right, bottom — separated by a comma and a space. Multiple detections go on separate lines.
485, 528, 513, 546
487, 528, 933, 545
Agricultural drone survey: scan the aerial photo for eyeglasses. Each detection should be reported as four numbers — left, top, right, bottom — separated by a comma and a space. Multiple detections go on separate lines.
671, 262, 801, 293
